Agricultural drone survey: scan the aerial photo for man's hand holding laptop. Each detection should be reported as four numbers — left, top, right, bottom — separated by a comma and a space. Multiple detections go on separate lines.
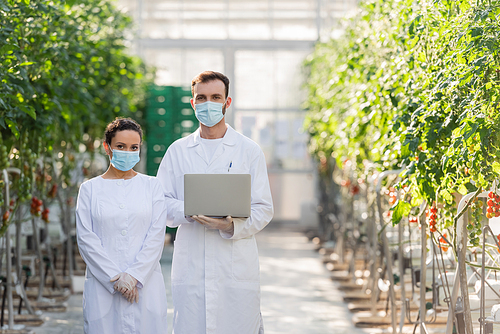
191, 215, 234, 236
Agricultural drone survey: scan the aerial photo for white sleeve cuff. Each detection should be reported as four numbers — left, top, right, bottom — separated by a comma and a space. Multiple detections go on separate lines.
222, 218, 247, 239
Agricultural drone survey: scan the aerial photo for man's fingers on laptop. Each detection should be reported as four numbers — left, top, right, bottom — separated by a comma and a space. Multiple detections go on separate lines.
194, 215, 233, 231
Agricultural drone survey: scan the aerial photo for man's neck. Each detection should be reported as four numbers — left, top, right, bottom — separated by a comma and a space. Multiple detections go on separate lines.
199, 120, 228, 139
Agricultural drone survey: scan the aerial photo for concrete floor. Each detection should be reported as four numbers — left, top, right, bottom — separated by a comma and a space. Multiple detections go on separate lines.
27, 223, 365, 334
258, 224, 366, 334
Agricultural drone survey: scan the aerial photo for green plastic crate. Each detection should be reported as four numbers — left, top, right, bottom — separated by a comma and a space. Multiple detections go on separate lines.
145, 85, 198, 177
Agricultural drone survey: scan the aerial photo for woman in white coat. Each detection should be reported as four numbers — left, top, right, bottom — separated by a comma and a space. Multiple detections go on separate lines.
76, 118, 168, 333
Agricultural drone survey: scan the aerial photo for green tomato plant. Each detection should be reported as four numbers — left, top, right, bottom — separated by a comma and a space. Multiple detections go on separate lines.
304, 0, 500, 252
0, 0, 153, 236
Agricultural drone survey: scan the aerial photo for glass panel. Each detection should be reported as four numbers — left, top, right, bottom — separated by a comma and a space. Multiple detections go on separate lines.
269, 173, 315, 220
234, 111, 312, 171
182, 1, 226, 11
181, 49, 225, 83
142, 22, 181, 39
272, 0, 317, 11
274, 51, 308, 108
273, 112, 312, 170
150, 2, 182, 11
181, 22, 228, 39
128, 0, 357, 41
144, 49, 184, 86
144, 49, 224, 86
234, 111, 274, 162
234, 50, 308, 109
228, 21, 271, 40
273, 21, 317, 40
234, 51, 275, 109
228, 1, 270, 11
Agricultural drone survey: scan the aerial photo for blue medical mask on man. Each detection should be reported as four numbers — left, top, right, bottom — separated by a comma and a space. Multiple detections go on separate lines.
194, 101, 226, 127
110, 149, 140, 171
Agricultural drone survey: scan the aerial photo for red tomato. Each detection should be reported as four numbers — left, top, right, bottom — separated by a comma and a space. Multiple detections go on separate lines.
48, 184, 58, 198
2, 211, 10, 223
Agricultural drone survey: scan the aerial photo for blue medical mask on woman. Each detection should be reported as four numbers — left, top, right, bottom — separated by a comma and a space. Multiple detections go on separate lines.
110, 149, 140, 171
194, 101, 225, 127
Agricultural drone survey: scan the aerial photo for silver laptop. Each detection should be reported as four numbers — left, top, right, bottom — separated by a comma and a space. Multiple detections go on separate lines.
184, 174, 251, 218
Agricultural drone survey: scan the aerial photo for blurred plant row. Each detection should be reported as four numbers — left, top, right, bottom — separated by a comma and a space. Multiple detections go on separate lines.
304, 0, 500, 246
0, 0, 152, 234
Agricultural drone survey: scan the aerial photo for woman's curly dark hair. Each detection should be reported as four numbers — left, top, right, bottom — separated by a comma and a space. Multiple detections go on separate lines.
104, 117, 143, 145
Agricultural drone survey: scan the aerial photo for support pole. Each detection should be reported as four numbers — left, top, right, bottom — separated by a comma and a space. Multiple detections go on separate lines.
398, 217, 406, 332
374, 167, 405, 334
420, 205, 427, 334
3, 168, 19, 329
15, 209, 34, 314
32, 216, 44, 301
446, 190, 485, 334
457, 206, 473, 334
369, 192, 379, 315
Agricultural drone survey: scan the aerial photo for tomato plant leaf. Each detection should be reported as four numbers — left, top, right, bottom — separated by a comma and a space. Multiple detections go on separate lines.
391, 200, 411, 226
19, 105, 36, 120
5, 119, 19, 139
492, 162, 500, 174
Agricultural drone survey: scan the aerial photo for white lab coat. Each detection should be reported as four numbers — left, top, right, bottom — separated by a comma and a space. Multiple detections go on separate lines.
76, 174, 168, 334
157, 125, 274, 334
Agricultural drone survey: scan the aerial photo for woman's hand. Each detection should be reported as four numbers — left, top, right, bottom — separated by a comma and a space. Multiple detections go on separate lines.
110, 272, 139, 302
123, 286, 139, 303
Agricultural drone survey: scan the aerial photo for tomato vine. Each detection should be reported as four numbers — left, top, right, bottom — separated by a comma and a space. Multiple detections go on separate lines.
0, 0, 153, 235
304, 0, 500, 247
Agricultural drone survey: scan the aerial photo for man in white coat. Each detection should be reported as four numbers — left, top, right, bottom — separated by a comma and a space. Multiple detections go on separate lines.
157, 70, 274, 334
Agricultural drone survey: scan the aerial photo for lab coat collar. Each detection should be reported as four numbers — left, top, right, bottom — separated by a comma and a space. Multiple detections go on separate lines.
187, 124, 239, 148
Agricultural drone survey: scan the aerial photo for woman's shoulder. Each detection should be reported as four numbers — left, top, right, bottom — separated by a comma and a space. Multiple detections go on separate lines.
76, 177, 104, 200
79, 176, 102, 189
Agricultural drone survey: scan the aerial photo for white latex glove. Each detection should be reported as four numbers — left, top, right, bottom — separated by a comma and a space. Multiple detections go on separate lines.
123, 286, 139, 304
110, 272, 138, 297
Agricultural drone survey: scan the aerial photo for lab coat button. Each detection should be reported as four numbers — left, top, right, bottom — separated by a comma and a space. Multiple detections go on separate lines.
117, 181, 122, 186
119, 204, 125, 209
121, 230, 127, 236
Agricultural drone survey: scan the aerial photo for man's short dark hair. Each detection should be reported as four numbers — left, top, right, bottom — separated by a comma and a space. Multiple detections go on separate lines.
191, 71, 230, 99
104, 117, 143, 145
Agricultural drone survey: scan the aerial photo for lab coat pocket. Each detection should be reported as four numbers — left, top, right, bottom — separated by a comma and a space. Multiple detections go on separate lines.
232, 237, 259, 282
172, 239, 189, 283
83, 276, 113, 322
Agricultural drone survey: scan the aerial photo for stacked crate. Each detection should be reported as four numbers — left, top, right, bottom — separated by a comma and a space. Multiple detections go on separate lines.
145, 86, 198, 241
145, 85, 198, 176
